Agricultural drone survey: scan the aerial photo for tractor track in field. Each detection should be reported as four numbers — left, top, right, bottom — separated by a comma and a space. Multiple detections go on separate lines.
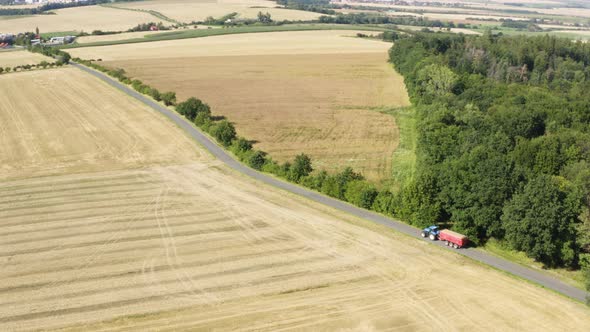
71, 62, 589, 304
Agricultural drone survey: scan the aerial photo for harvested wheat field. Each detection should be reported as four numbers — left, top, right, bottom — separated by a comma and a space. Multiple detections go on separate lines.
0, 49, 53, 68
0, 5, 157, 34
0, 67, 201, 180
70, 30, 409, 181
109, 0, 321, 23
1, 67, 590, 331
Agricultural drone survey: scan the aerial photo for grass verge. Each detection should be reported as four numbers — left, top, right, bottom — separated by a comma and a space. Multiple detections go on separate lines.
379, 106, 416, 192
481, 238, 586, 290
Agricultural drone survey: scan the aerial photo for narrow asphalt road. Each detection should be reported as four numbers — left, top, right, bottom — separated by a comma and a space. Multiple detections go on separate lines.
73, 63, 590, 304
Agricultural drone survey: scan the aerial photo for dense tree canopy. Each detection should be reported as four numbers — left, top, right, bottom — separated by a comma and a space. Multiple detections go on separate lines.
176, 97, 210, 121
390, 32, 590, 268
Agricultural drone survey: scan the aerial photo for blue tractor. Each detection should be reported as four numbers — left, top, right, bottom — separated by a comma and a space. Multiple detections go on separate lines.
421, 225, 439, 241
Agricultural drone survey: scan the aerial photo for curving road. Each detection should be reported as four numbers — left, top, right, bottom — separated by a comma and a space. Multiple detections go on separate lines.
72, 62, 590, 304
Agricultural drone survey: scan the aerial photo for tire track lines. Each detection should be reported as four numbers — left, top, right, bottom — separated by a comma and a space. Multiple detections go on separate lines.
0, 182, 161, 207
3, 232, 290, 279
0, 243, 305, 296
0, 199, 217, 229
246, 191, 450, 331
0, 266, 374, 324
0, 172, 153, 196
0, 209, 221, 237
3, 252, 329, 311
108, 277, 385, 332
0, 191, 174, 216
0, 223, 268, 258
0, 84, 40, 163
1, 212, 245, 246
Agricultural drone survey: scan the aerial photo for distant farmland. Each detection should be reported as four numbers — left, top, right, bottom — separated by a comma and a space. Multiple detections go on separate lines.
108, 0, 322, 23
0, 49, 53, 68
69, 30, 410, 182
2, 67, 590, 331
0, 5, 156, 34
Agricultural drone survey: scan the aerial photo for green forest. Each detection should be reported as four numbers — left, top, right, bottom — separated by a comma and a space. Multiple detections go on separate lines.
389, 32, 590, 273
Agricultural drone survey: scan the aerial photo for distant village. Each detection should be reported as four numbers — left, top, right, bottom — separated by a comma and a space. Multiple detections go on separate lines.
0, 32, 76, 48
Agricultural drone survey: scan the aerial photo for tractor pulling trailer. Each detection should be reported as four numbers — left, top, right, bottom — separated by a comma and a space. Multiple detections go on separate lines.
420, 226, 468, 249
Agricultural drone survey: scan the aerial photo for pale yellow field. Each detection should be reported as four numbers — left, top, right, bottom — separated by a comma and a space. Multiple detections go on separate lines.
2, 67, 590, 331
69, 30, 393, 59
0, 67, 201, 181
385, 10, 528, 22
75, 26, 214, 44
0, 49, 53, 68
536, 7, 590, 18
70, 30, 409, 181
0, 5, 157, 34
109, 0, 321, 23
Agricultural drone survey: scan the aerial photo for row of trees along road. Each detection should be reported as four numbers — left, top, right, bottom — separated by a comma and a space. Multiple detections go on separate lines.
389, 32, 590, 289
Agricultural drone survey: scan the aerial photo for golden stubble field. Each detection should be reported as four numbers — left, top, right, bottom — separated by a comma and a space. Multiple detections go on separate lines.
0, 49, 53, 68
1, 67, 590, 331
0, 5, 157, 34
0, 67, 201, 180
70, 30, 409, 182
110, 0, 321, 23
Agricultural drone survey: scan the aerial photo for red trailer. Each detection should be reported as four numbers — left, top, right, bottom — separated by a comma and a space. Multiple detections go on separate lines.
439, 229, 468, 249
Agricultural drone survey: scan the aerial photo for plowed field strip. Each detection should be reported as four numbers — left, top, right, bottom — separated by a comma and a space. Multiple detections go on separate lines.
1, 245, 306, 296
3, 234, 294, 278
0, 269, 373, 324
1, 214, 244, 245
3, 221, 265, 257
0, 192, 170, 215
0, 222, 268, 258
1, 201, 156, 222
0, 184, 162, 207
83, 281, 391, 332
0, 174, 159, 199
0, 210, 223, 236
1, 204, 220, 229
2, 246, 315, 306
5, 254, 332, 308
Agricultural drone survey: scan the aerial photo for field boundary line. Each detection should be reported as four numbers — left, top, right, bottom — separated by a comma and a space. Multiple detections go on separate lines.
70, 62, 590, 304
64, 25, 389, 48
100, 3, 180, 24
